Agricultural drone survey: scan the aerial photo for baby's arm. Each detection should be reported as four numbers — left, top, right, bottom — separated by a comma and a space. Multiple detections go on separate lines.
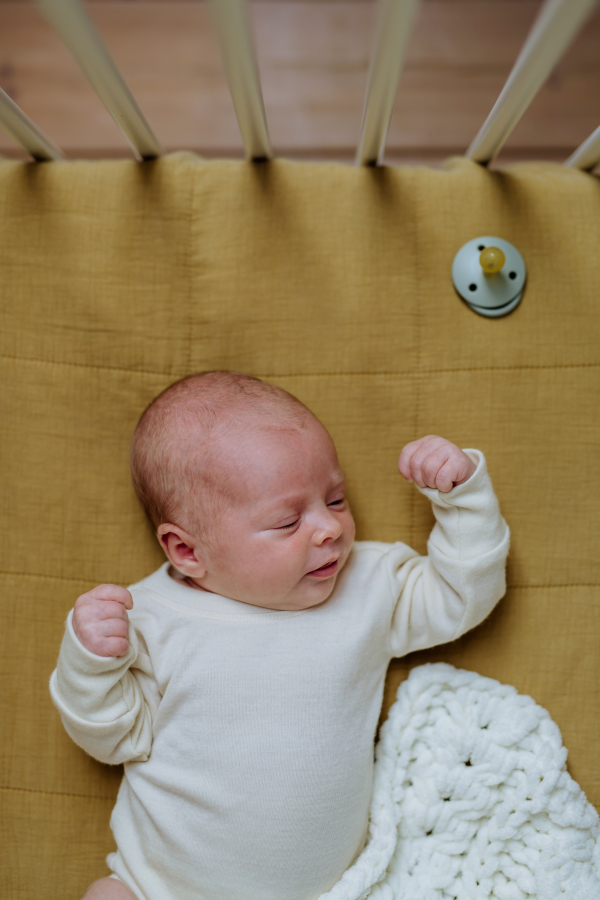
389, 436, 510, 657
49, 585, 155, 765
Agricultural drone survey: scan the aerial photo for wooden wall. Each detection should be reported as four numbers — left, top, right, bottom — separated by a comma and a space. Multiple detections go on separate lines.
0, 0, 599, 166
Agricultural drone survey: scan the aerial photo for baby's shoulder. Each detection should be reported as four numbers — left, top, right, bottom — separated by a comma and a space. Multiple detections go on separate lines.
351, 540, 399, 556
350, 539, 415, 559
332, 541, 420, 619
125, 563, 173, 622
127, 561, 167, 591
342, 540, 418, 584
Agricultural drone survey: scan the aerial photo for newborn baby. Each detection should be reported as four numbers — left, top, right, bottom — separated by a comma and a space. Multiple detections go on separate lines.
50, 371, 510, 900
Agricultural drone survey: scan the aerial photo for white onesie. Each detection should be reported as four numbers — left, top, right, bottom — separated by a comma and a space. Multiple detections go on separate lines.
50, 450, 509, 900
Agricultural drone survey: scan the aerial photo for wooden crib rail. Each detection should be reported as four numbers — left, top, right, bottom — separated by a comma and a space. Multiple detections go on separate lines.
207, 0, 271, 161
466, 0, 598, 166
0, 85, 63, 161
356, 0, 421, 167
566, 124, 600, 171
0, 0, 598, 168
35, 0, 161, 160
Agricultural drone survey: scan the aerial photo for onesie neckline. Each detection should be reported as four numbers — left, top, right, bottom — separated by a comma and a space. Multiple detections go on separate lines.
132, 563, 306, 619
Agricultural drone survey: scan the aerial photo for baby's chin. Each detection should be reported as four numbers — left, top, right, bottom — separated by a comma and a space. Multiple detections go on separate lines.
239, 573, 338, 612
285, 572, 341, 611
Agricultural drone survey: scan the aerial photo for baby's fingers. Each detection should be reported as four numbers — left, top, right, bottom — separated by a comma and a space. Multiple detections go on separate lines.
73, 585, 133, 656
399, 436, 475, 492
91, 599, 130, 622
86, 585, 133, 609
398, 439, 427, 482
399, 436, 448, 487
433, 459, 457, 493
419, 448, 455, 490
91, 635, 130, 658
436, 451, 476, 492
95, 617, 129, 639
78, 616, 130, 658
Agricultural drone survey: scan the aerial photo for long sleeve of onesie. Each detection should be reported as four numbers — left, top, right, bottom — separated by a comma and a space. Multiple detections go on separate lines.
387, 448, 510, 658
49, 610, 156, 764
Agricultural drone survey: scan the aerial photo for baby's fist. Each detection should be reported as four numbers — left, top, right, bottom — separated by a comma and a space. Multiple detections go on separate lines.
72, 584, 133, 658
398, 436, 476, 494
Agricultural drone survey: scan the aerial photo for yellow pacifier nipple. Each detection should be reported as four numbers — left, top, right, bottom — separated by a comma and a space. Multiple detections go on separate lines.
479, 246, 506, 274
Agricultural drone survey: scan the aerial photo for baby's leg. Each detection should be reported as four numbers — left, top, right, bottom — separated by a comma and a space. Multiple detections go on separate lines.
81, 877, 138, 900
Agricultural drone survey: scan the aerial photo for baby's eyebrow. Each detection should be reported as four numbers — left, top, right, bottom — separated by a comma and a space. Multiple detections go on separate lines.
258, 494, 305, 518
259, 477, 347, 518
323, 476, 346, 499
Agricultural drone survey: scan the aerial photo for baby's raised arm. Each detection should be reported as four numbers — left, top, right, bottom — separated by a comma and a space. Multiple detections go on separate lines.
386, 436, 509, 658
50, 587, 155, 765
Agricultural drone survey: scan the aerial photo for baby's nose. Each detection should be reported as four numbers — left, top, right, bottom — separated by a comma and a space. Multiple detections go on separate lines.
314, 511, 343, 543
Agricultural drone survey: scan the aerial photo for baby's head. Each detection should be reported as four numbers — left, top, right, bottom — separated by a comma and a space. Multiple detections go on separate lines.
131, 372, 355, 611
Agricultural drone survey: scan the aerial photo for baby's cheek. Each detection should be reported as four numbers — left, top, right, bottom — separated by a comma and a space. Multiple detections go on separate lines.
343, 514, 356, 549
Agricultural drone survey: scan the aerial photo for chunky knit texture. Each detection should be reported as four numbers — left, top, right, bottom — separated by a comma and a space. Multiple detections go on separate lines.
322, 664, 600, 900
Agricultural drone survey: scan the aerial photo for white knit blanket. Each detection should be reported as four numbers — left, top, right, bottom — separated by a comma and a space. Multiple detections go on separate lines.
321, 664, 600, 900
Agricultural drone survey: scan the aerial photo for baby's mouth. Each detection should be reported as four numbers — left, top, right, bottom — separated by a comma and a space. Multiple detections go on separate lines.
307, 559, 339, 578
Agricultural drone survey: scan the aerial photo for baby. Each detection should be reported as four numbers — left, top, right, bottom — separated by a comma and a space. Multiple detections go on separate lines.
50, 371, 510, 900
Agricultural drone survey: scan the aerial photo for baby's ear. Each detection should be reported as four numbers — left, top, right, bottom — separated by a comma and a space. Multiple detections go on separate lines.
156, 523, 207, 578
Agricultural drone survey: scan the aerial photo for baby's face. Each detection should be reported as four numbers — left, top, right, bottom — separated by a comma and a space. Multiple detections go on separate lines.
188, 419, 356, 611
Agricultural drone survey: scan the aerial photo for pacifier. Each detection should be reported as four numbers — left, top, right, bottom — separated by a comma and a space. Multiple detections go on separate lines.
452, 236, 526, 318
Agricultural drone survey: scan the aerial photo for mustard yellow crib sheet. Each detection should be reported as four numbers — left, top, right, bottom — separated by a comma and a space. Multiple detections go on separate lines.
0, 153, 598, 898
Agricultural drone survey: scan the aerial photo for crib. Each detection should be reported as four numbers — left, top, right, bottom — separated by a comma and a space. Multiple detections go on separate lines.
1, 1, 599, 897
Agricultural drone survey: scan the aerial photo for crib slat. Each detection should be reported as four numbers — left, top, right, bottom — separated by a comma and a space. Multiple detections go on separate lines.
35, 0, 161, 160
208, 0, 271, 161
356, 0, 421, 166
0, 86, 64, 161
565, 125, 600, 170
466, 0, 598, 165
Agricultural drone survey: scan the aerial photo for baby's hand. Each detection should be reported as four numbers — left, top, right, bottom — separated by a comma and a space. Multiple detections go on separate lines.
398, 436, 476, 494
72, 585, 133, 658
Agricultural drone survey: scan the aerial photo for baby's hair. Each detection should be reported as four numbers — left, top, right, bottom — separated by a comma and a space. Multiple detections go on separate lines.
130, 371, 315, 537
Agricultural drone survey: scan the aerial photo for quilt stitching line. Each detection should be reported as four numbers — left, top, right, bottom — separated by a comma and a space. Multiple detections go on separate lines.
1, 353, 600, 379
0, 571, 121, 585
0, 784, 117, 802
0, 353, 172, 379
507, 582, 600, 589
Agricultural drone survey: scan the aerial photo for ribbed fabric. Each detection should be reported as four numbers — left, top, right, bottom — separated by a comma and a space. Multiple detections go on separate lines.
49, 451, 509, 900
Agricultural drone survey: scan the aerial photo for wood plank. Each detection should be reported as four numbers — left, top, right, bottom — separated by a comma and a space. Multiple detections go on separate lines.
0, 0, 597, 163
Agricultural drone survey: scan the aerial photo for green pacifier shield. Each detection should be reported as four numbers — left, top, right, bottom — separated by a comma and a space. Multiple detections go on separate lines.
452, 236, 526, 318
